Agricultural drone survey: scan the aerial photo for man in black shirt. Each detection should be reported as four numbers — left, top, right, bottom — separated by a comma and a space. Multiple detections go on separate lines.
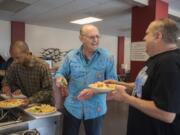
107, 18, 180, 135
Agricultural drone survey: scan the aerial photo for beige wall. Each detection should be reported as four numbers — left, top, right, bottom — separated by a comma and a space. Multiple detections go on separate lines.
0, 20, 11, 61
0, 20, 132, 70
25, 24, 118, 67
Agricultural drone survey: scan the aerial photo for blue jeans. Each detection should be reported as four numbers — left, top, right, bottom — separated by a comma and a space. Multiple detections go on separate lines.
62, 109, 105, 135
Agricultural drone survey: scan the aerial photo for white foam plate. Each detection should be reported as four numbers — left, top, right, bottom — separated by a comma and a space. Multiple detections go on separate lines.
88, 84, 116, 93
0, 94, 27, 99
0, 94, 11, 99
12, 94, 27, 99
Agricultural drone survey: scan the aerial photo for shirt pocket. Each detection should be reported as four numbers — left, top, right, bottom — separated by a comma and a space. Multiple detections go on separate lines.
92, 64, 106, 81
70, 63, 86, 79
92, 58, 106, 71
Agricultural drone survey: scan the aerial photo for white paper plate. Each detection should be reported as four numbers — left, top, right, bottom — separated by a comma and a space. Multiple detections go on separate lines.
0, 94, 27, 99
12, 94, 27, 99
0, 94, 11, 99
88, 84, 116, 93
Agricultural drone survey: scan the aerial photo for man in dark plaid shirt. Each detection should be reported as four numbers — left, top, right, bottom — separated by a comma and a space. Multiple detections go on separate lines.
2, 41, 52, 103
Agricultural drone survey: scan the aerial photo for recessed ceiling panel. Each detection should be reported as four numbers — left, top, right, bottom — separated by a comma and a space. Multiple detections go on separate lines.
0, 0, 30, 13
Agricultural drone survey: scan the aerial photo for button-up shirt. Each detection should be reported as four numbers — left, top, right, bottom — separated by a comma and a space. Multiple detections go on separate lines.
55, 46, 117, 120
4, 56, 52, 103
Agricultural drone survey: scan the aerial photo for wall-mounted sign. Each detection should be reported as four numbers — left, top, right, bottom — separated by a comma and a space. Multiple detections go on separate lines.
130, 41, 149, 61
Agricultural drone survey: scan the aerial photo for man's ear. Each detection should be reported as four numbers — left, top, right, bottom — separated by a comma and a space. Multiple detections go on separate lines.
155, 31, 163, 41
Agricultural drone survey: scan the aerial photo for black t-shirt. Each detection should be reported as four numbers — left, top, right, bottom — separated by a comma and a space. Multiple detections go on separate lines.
127, 49, 180, 135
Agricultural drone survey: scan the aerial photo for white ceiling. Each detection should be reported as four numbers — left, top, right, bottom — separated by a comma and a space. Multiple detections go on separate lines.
0, 0, 179, 36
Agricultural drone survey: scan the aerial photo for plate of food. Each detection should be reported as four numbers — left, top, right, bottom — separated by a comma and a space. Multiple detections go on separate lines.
0, 98, 26, 109
89, 81, 116, 93
25, 104, 57, 116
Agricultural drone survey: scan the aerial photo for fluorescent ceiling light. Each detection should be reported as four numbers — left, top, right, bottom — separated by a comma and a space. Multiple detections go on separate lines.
178, 37, 180, 40
70, 17, 103, 25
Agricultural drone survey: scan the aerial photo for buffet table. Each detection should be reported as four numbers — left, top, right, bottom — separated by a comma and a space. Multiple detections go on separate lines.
0, 106, 62, 135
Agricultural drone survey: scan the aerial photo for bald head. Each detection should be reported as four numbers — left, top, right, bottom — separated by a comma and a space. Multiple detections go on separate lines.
10, 41, 32, 65
80, 24, 99, 36
11, 41, 29, 53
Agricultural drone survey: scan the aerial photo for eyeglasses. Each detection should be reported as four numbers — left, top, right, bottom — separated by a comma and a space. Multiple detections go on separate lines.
82, 35, 100, 40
